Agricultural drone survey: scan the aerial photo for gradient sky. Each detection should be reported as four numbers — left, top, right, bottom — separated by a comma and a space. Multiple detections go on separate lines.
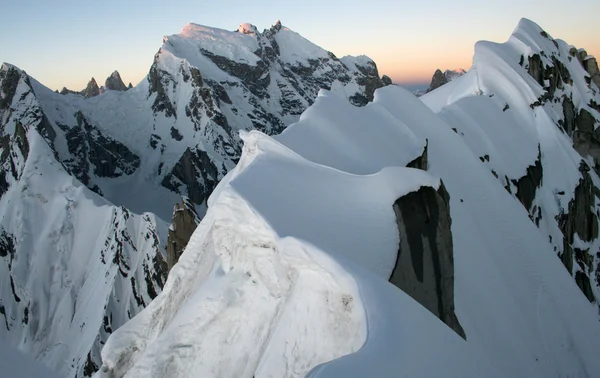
1, 0, 598, 91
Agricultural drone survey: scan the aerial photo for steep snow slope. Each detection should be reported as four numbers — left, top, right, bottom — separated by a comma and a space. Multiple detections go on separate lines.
0, 65, 168, 377
423, 17, 600, 307
98, 88, 600, 378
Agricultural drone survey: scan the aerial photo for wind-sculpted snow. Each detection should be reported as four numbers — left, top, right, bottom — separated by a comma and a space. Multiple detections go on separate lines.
99, 86, 600, 377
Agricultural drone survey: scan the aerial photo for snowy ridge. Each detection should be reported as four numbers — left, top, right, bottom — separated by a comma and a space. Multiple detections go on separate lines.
423, 17, 600, 307
99, 86, 600, 377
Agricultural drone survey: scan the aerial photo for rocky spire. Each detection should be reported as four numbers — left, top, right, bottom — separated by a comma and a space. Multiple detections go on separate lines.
167, 197, 200, 271
105, 70, 128, 91
428, 69, 449, 92
577, 50, 600, 89
82, 77, 100, 98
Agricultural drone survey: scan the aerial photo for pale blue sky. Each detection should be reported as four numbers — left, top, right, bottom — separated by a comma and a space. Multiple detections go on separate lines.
1, 0, 598, 90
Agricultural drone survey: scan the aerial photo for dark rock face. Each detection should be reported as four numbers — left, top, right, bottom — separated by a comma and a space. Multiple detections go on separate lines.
350, 59, 386, 106
559, 94, 600, 171
382, 75, 393, 86
82, 78, 100, 98
167, 197, 200, 271
59, 87, 78, 95
390, 183, 466, 339
1, 66, 57, 179
0, 65, 21, 111
58, 112, 140, 194
148, 52, 177, 118
423, 69, 466, 94
581, 54, 600, 89
557, 165, 599, 302
105, 71, 128, 91
513, 145, 543, 212
162, 148, 219, 205
429, 69, 448, 92
406, 140, 428, 171
527, 53, 572, 108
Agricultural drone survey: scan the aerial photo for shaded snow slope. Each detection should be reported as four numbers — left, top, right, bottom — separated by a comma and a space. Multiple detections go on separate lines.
99, 88, 600, 378
423, 17, 600, 309
0, 339, 61, 378
0, 66, 168, 377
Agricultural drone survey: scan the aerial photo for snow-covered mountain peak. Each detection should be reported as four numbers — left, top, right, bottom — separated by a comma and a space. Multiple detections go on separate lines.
172, 22, 262, 65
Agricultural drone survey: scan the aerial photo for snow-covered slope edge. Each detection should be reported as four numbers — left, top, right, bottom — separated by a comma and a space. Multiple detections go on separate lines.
423, 18, 600, 307
0, 65, 168, 378
99, 88, 600, 378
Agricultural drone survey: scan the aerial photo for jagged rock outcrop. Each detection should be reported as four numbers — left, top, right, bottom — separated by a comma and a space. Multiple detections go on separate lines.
382, 74, 393, 86
167, 197, 200, 271
513, 145, 543, 213
429, 69, 448, 92
105, 70, 128, 91
57, 112, 141, 194
82, 77, 100, 98
406, 140, 428, 170
576, 49, 600, 89
162, 148, 219, 206
390, 183, 466, 339
557, 163, 599, 302
417, 68, 467, 96
59, 87, 78, 95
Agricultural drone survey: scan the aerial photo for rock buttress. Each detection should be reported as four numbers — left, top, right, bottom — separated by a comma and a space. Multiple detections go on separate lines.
390, 182, 466, 339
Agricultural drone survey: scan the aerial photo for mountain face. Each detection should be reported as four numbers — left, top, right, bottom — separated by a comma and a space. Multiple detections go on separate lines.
0, 21, 389, 377
97, 19, 600, 378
